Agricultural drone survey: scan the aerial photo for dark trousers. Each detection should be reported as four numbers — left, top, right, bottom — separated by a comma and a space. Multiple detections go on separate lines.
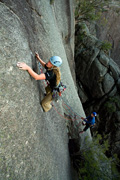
83, 123, 91, 131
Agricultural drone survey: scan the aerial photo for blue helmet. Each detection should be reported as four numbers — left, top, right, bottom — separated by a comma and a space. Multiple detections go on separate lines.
92, 112, 97, 116
50, 56, 62, 67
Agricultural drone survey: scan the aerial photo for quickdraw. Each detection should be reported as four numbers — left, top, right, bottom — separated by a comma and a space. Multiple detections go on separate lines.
52, 82, 66, 102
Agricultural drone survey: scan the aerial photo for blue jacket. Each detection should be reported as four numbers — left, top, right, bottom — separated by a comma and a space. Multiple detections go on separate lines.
84, 115, 95, 125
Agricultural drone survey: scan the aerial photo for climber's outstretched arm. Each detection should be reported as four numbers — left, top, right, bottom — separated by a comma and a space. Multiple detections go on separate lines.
81, 117, 88, 122
35, 52, 46, 67
17, 62, 46, 80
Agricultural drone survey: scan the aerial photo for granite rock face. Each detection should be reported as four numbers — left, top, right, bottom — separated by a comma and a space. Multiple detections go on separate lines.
95, 1, 120, 67
0, 1, 86, 180
75, 23, 120, 158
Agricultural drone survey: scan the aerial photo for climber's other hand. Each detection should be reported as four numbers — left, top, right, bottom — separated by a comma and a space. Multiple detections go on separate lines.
17, 62, 29, 70
35, 52, 39, 59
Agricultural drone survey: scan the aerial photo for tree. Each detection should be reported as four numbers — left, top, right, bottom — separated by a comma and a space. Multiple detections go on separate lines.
75, 0, 111, 23
71, 134, 120, 180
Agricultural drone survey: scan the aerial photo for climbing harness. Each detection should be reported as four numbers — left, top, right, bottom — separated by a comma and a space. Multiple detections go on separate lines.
52, 82, 66, 102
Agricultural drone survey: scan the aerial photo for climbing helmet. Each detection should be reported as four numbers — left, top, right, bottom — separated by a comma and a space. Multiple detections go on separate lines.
92, 112, 97, 116
50, 56, 62, 67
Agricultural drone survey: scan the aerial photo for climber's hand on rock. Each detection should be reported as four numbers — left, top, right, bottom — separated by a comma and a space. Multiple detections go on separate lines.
17, 62, 29, 70
81, 117, 84, 120
35, 52, 39, 60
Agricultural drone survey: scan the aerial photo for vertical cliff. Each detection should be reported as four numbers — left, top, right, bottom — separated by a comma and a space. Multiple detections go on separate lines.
95, 1, 120, 66
0, 0, 86, 180
75, 22, 120, 162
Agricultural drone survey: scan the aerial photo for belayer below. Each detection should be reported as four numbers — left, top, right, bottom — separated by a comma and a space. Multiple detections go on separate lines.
79, 112, 97, 134
17, 52, 62, 112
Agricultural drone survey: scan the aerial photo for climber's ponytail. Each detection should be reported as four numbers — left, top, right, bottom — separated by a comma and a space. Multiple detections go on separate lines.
52, 66, 61, 86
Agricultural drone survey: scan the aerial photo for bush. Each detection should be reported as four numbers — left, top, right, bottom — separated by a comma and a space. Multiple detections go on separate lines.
50, 0, 54, 5
75, 0, 111, 23
101, 41, 112, 51
104, 97, 120, 114
72, 134, 120, 180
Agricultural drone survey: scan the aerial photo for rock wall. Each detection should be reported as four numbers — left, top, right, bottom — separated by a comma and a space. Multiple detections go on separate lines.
75, 23, 120, 159
95, 1, 120, 67
0, 1, 86, 180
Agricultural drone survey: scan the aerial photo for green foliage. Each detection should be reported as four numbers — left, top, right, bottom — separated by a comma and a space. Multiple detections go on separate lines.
104, 101, 116, 114
115, 8, 120, 14
78, 31, 86, 42
50, 0, 54, 5
101, 40, 112, 51
104, 97, 120, 114
72, 134, 120, 180
75, 0, 111, 23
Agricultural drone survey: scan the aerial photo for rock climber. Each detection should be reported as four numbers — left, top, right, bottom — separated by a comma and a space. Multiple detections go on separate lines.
17, 52, 62, 112
79, 112, 97, 134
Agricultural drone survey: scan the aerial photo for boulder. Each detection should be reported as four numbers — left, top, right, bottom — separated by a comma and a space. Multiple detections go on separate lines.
109, 58, 120, 80
103, 73, 115, 94
99, 51, 110, 67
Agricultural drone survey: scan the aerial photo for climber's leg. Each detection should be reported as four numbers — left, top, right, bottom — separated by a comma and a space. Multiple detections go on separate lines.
45, 86, 51, 95
41, 92, 52, 112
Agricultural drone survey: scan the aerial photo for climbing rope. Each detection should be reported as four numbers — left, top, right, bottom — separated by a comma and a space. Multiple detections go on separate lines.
51, 102, 77, 121
61, 98, 82, 118
61, 102, 82, 121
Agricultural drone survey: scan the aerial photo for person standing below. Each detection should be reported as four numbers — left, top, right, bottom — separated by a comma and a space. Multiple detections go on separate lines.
17, 52, 62, 112
79, 112, 97, 134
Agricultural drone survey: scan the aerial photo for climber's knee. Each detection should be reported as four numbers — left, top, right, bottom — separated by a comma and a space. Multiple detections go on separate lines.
41, 93, 52, 112
41, 100, 52, 112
